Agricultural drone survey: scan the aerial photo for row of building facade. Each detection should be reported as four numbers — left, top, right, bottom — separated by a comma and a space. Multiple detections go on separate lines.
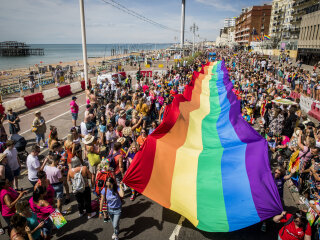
216, 0, 320, 65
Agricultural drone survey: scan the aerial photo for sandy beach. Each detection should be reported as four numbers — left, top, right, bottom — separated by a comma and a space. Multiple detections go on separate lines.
0, 49, 173, 102
0, 49, 169, 87
0, 53, 131, 85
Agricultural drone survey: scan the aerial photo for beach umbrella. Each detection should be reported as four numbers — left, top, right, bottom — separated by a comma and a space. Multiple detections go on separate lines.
40, 61, 43, 64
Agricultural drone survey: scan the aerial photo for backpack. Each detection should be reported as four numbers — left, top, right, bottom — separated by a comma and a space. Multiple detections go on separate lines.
107, 152, 121, 171
71, 167, 85, 193
95, 170, 115, 196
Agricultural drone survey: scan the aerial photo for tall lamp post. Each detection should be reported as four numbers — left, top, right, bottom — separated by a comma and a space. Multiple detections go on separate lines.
180, 0, 185, 56
79, 0, 89, 90
190, 23, 199, 56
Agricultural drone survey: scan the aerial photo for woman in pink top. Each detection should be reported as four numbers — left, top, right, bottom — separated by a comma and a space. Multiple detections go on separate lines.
70, 96, 79, 127
0, 179, 26, 226
29, 186, 55, 240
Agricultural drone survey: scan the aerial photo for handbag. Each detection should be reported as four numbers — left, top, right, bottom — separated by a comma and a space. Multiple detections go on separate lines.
31, 126, 38, 132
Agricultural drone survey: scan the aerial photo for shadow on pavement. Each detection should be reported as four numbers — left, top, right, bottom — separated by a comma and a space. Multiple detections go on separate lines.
120, 216, 163, 239
182, 218, 281, 240
57, 228, 103, 240
161, 207, 184, 226
122, 198, 153, 219
54, 212, 95, 238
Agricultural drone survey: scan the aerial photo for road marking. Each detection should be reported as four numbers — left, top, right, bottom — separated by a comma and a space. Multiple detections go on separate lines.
19, 103, 86, 136
3, 92, 85, 125
169, 216, 185, 240
21, 105, 86, 175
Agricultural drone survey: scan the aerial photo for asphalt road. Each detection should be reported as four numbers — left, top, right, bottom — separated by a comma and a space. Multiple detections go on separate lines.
0, 90, 298, 240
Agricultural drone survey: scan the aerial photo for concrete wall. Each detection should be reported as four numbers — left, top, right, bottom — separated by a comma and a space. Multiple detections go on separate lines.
253, 48, 297, 58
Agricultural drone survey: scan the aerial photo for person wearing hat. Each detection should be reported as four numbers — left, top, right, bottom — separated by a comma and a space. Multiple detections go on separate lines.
32, 111, 47, 148
6, 108, 20, 135
70, 96, 79, 127
116, 137, 128, 153
83, 135, 101, 187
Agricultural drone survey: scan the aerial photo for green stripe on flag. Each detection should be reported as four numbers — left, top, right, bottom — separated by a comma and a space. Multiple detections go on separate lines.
196, 62, 229, 231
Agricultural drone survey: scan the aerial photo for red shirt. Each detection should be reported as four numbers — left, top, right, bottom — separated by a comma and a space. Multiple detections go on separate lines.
142, 85, 149, 93
170, 89, 177, 96
279, 214, 311, 240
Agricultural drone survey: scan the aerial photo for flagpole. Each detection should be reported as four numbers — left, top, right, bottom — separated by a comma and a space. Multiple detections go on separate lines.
79, 0, 89, 90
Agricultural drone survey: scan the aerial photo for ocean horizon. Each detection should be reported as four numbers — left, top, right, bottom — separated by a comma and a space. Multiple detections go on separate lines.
0, 43, 172, 70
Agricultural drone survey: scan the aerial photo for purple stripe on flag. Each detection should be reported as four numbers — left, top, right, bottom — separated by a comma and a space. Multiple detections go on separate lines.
220, 61, 283, 220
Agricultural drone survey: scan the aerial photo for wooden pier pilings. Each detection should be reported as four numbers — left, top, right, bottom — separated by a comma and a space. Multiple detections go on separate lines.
0, 41, 44, 56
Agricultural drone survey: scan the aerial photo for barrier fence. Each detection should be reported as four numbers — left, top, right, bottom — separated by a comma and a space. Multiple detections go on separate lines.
0, 80, 86, 113
0, 78, 55, 96
275, 81, 320, 121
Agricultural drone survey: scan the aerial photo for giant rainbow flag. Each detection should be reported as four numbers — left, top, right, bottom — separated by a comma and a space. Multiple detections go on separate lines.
123, 61, 283, 232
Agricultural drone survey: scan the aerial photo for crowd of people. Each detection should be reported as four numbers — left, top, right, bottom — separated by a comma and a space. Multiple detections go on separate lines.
0, 48, 319, 239
219, 49, 320, 240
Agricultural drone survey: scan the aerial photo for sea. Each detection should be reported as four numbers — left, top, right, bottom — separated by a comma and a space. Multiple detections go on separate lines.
0, 43, 172, 70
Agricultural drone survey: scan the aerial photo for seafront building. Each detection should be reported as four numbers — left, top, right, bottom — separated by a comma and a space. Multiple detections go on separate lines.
269, 0, 319, 50
224, 18, 236, 28
297, 9, 320, 65
235, 4, 272, 47
216, 28, 229, 47
269, 0, 296, 49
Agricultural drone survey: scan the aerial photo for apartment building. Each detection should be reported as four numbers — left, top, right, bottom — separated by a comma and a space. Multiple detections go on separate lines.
270, 0, 319, 49
269, 0, 295, 45
235, 5, 272, 46
224, 18, 236, 28
298, 9, 320, 65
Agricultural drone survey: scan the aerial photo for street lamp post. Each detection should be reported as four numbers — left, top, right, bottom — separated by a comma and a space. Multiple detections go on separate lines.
79, 0, 89, 90
190, 23, 199, 56
181, 0, 185, 50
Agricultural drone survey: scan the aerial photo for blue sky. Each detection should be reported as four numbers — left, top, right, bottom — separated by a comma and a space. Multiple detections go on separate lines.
0, 0, 270, 44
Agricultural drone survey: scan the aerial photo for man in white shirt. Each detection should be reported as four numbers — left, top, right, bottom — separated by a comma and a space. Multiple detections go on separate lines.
80, 120, 89, 142
261, 59, 267, 72
26, 145, 41, 186
3, 140, 21, 189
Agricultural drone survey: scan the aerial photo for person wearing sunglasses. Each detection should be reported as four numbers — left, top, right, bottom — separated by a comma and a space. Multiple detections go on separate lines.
99, 177, 124, 240
273, 210, 311, 240
137, 129, 147, 147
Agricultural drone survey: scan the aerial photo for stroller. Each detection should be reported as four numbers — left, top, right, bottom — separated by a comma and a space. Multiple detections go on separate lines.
10, 134, 28, 162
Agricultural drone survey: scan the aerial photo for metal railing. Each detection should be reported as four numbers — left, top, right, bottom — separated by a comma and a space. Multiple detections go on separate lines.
0, 78, 55, 96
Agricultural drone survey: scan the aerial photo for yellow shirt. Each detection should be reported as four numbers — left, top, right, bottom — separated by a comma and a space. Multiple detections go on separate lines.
245, 107, 253, 116
136, 104, 149, 117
